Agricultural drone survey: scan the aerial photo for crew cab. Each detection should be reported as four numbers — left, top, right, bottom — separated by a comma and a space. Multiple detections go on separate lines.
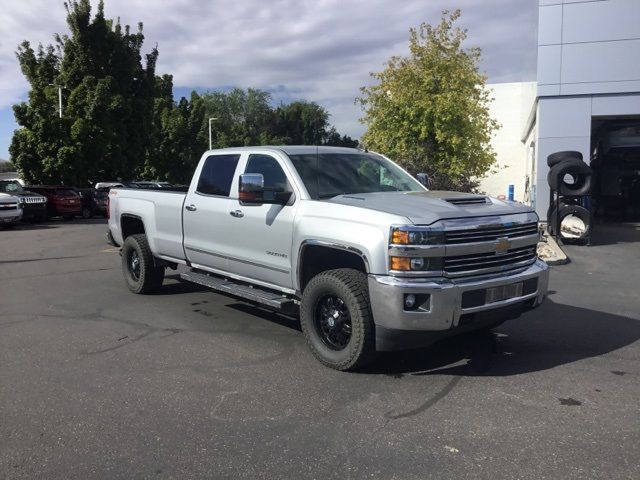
108, 146, 549, 370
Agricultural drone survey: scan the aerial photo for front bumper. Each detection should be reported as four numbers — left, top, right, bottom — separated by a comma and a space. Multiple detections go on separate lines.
20, 203, 46, 220
368, 260, 549, 349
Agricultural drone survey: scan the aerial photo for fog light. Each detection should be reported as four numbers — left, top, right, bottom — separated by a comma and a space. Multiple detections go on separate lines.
404, 294, 416, 309
410, 258, 425, 270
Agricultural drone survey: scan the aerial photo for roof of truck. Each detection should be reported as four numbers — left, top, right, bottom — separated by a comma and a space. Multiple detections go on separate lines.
204, 145, 364, 156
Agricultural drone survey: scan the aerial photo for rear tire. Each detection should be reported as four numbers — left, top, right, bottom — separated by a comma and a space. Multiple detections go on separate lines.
82, 207, 92, 219
300, 268, 375, 371
121, 234, 165, 294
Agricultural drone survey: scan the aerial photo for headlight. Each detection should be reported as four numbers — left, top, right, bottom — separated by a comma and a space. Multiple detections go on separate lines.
390, 226, 444, 245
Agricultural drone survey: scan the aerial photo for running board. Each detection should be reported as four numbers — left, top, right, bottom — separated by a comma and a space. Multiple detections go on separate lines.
180, 271, 298, 314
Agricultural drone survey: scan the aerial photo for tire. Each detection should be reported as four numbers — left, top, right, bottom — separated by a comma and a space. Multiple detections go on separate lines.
549, 204, 591, 242
121, 234, 165, 294
82, 207, 92, 219
547, 150, 582, 168
547, 158, 593, 196
300, 268, 375, 371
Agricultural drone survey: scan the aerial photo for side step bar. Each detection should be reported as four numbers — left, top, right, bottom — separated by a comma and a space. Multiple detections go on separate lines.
180, 271, 298, 314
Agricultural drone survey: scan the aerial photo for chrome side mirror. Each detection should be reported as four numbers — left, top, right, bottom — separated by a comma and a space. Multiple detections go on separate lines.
416, 173, 430, 188
239, 173, 292, 205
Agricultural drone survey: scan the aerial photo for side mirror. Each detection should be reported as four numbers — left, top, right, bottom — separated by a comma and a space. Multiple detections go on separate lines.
239, 173, 292, 205
416, 173, 430, 188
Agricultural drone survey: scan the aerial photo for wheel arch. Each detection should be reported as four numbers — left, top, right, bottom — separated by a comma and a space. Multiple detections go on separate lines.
296, 240, 370, 294
120, 214, 146, 240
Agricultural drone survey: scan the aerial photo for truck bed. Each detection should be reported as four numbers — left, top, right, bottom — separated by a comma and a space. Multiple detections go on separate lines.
109, 188, 188, 262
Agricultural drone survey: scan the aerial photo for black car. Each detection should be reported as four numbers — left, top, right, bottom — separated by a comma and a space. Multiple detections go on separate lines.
0, 180, 47, 222
75, 188, 107, 218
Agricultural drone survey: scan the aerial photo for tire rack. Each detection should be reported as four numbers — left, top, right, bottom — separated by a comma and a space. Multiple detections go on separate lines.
548, 171, 593, 246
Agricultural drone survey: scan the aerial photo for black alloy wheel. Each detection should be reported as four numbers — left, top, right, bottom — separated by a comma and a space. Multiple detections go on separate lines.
128, 249, 141, 281
315, 295, 352, 350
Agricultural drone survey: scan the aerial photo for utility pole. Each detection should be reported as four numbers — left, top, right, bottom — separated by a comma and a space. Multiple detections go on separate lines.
58, 86, 62, 118
208, 117, 218, 150
49, 84, 63, 118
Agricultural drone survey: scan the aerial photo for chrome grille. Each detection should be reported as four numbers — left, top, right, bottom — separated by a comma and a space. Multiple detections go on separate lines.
445, 222, 538, 245
444, 245, 537, 275
0, 203, 19, 210
22, 196, 46, 204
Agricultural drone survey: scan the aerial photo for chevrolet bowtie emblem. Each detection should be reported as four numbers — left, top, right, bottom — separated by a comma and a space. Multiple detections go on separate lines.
495, 237, 511, 254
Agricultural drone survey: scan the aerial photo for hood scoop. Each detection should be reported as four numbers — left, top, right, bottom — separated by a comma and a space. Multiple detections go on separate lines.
443, 195, 490, 206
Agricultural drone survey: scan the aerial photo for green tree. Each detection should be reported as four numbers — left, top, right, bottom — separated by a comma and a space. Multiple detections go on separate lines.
10, 0, 157, 186
357, 10, 498, 191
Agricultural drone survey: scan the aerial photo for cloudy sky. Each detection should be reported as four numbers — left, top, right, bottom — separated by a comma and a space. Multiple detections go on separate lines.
0, 0, 538, 161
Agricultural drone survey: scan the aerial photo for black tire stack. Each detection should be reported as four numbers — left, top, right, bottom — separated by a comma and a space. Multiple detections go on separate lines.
546, 151, 593, 244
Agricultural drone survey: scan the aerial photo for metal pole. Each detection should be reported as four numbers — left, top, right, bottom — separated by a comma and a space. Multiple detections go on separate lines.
58, 87, 62, 118
208, 117, 217, 150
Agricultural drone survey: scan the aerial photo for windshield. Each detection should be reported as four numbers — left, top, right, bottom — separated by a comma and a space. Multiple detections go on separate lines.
0, 181, 24, 194
288, 152, 424, 199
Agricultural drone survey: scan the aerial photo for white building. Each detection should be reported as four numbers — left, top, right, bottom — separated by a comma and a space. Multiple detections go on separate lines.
480, 0, 640, 221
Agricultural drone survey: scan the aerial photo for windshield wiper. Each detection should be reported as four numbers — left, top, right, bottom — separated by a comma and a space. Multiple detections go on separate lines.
317, 192, 350, 199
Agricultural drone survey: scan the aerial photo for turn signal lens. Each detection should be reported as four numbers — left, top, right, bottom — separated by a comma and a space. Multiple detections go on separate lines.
390, 256, 411, 271
391, 229, 409, 244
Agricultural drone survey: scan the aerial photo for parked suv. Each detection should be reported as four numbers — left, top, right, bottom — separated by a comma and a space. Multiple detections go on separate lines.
0, 193, 23, 228
75, 188, 104, 218
27, 186, 82, 220
0, 180, 47, 222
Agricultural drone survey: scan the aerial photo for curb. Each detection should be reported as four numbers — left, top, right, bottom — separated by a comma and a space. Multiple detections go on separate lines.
537, 232, 569, 265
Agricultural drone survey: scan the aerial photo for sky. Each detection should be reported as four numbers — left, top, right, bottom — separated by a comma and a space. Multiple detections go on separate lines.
0, 0, 538, 161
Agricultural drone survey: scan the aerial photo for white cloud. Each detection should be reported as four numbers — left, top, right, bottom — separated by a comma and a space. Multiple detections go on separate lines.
0, 0, 537, 138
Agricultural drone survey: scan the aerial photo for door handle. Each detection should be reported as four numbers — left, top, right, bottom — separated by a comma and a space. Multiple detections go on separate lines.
185, 204, 197, 211
229, 210, 244, 218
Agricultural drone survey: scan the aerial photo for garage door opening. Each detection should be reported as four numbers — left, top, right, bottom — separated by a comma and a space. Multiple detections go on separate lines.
590, 116, 640, 222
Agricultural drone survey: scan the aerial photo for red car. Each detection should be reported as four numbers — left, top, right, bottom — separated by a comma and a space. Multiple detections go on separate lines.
26, 186, 83, 220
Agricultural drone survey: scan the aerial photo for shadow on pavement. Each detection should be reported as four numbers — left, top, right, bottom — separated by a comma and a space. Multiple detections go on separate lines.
362, 298, 640, 376
588, 221, 640, 246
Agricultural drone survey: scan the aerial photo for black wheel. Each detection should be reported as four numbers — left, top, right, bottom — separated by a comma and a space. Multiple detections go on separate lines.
547, 150, 582, 168
547, 158, 593, 196
300, 268, 375, 371
121, 234, 165, 294
82, 207, 92, 219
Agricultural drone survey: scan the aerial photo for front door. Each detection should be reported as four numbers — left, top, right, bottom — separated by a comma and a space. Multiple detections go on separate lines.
224, 153, 297, 289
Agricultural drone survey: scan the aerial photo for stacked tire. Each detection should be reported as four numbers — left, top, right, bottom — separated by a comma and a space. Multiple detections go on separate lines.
546, 151, 592, 243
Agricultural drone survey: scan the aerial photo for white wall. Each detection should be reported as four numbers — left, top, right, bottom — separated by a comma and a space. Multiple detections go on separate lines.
478, 82, 536, 202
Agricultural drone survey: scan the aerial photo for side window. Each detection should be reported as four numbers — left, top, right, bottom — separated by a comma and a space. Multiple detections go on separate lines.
245, 154, 288, 191
196, 154, 241, 196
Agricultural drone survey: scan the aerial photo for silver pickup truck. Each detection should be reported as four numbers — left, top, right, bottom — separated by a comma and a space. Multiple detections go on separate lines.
108, 146, 549, 370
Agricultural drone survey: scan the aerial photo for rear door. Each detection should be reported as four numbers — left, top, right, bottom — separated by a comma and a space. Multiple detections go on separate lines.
182, 153, 242, 272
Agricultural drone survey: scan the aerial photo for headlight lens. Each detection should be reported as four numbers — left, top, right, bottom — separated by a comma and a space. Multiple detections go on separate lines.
390, 226, 444, 245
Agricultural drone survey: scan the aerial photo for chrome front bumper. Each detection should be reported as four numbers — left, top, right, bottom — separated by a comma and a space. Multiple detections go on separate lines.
368, 259, 549, 333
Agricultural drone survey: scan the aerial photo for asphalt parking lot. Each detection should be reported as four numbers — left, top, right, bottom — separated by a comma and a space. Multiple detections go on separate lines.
1, 220, 639, 479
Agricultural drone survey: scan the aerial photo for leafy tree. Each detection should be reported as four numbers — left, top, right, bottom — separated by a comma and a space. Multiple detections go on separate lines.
10, 0, 157, 186
357, 10, 498, 191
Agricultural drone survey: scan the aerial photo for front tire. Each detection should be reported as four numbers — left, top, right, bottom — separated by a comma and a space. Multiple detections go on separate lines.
121, 234, 165, 294
300, 269, 375, 371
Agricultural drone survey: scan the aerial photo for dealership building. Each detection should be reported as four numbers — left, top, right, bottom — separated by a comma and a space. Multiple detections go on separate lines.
480, 0, 640, 221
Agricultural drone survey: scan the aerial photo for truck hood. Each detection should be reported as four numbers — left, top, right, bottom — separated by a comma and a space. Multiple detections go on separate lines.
325, 191, 534, 225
